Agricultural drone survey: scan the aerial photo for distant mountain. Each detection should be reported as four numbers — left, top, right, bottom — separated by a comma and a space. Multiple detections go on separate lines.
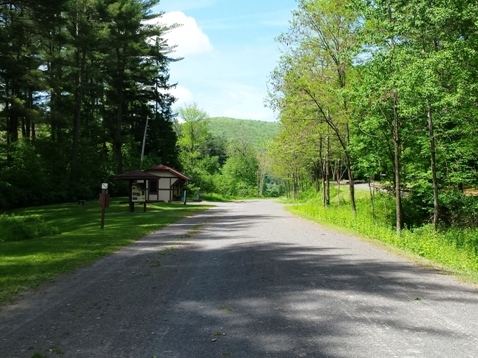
205, 117, 279, 149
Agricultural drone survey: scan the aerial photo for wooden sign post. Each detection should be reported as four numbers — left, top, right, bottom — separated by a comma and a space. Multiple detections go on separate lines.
100, 183, 109, 229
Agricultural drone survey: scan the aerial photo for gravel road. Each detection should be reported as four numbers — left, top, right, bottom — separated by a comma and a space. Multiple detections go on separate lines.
1, 200, 478, 358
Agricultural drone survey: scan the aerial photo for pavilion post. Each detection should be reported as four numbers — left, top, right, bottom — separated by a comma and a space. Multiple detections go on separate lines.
129, 180, 134, 212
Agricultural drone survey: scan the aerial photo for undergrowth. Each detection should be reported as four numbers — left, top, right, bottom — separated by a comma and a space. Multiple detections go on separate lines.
0, 214, 59, 242
287, 187, 478, 279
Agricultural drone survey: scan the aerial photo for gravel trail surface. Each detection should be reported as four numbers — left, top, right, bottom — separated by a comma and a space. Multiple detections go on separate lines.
1, 200, 478, 358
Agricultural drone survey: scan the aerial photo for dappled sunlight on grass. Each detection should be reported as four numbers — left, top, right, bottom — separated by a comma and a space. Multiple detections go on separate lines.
0, 198, 211, 304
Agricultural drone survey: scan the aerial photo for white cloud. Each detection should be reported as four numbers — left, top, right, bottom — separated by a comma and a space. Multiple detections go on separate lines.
159, 11, 213, 57
201, 82, 276, 121
146, 5, 283, 122
169, 85, 193, 107
156, 0, 216, 13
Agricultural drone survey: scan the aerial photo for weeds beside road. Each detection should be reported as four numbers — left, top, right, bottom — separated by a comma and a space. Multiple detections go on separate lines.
287, 187, 478, 284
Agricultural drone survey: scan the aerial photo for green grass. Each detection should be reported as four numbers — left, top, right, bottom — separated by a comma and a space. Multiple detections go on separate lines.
0, 198, 211, 305
200, 192, 231, 202
286, 186, 478, 282
199, 192, 263, 202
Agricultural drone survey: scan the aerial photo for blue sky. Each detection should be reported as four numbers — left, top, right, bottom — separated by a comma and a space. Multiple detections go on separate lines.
152, 0, 297, 122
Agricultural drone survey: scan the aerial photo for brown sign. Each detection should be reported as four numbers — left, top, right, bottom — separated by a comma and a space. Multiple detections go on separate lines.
99, 193, 110, 209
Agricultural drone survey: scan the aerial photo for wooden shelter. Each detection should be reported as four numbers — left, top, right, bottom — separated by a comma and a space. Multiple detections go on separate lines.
145, 164, 191, 202
114, 165, 191, 212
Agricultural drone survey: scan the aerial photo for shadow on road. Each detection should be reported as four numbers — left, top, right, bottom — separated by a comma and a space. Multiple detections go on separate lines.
1, 201, 478, 357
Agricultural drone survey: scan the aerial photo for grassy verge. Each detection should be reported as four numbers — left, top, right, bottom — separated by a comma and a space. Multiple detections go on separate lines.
199, 193, 231, 202
0, 198, 211, 305
199, 192, 266, 202
286, 187, 478, 283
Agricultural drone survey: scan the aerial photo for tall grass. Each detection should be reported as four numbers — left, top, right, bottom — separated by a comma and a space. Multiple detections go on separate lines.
200, 192, 231, 202
287, 186, 478, 279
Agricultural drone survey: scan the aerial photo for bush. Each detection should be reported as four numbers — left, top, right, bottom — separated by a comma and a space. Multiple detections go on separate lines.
264, 182, 285, 197
0, 214, 59, 242
440, 190, 478, 228
401, 188, 434, 228
200, 193, 230, 202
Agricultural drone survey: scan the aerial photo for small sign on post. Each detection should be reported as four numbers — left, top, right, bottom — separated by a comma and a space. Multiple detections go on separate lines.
100, 183, 109, 229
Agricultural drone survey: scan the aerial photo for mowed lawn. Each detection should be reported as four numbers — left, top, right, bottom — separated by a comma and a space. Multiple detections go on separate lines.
0, 198, 210, 305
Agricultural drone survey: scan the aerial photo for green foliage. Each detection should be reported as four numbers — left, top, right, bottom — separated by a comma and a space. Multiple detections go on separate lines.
205, 117, 278, 151
1, 140, 53, 209
217, 144, 259, 197
174, 104, 222, 193
0, 214, 59, 242
176, 104, 219, 169
0, 0, 178, 209
175, 106, 279, 198
269, 0, 360, 210
269, 0, 478, 229
199, 193, 230, 202
185, 156, 221, 193
143, 116, 180, 170
439, 191, 478, 228
264, 181, 286, 198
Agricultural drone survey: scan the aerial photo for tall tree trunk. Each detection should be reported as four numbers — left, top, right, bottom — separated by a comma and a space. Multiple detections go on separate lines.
31, 120, 36, 140
325, 110, 355, 213
345, 152, 356, 214
342, 119, 356, 214
317, 136, 323, 194
5, 79, 12, 146
70, 40, 83, 189
22, 88, 33, 139
50, 89, 58, 142
113, 45, 125, 174
427, 99, 439, 229
114, 91, 123, 174
293, 169, 299, 200
392, 93, 403, 234
323, 134, 330, 206
47, 48, 63, 144
71, 75, 82, 187
8, 85, 19, 143
368, 177, 376, 221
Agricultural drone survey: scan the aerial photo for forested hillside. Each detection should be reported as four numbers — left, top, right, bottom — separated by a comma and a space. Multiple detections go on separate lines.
173, 105, 282, 198
0, 0, 178, 210
205, 117, 278, 150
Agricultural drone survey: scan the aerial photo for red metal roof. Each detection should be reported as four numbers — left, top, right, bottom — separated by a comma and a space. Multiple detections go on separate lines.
113, 170, 160, 180
146, 164, 191, 181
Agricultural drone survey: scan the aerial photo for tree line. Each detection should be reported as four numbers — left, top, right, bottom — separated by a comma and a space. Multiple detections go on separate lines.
268, 0, 478, 231
0, 0, 179, 210
174, 104, 282, 199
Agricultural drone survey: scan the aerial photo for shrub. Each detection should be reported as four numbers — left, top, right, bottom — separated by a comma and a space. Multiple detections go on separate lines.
0, 214, 59, 242
401, 189, 434, 228
440, 190, 478, 228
